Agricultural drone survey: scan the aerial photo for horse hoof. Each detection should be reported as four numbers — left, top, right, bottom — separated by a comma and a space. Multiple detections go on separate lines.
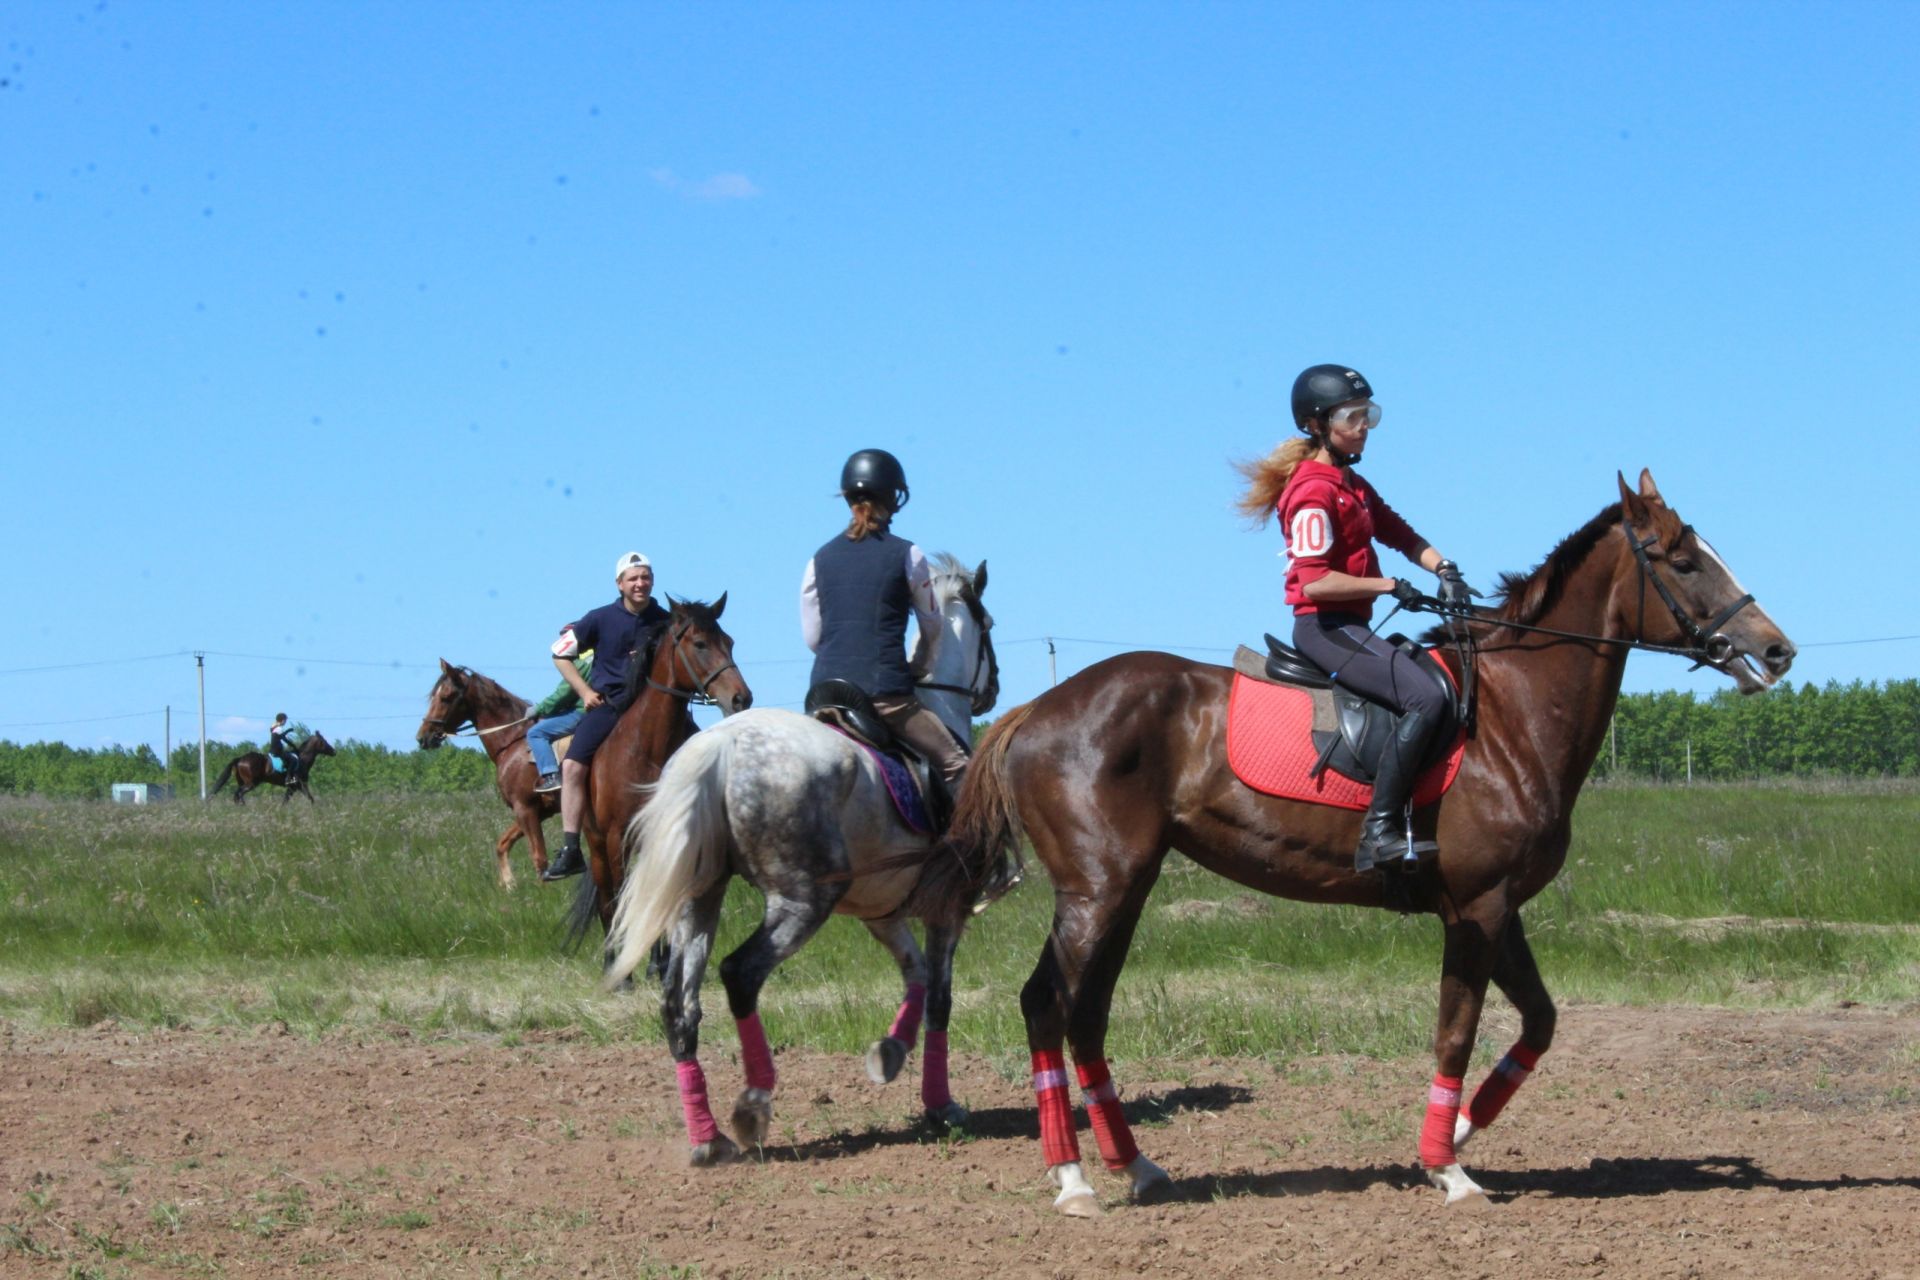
923, 1102, 971, 1132
865, 1035, 909, 1085
1453, 1115, 1477, 1152
731, 1087, 773, 1148
1125, 1154, 1173, 1203
688, 1135, 741, 1167
1048, 1162, 1101, 1217
1426, 1162, 1489, 1206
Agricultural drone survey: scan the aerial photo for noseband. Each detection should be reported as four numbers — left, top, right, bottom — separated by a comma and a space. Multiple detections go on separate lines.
1623, 517, 1755, 668
915, 592, 998, 716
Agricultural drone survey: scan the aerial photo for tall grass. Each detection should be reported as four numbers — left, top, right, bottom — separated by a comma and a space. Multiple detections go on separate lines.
3, 781, 1917, 1060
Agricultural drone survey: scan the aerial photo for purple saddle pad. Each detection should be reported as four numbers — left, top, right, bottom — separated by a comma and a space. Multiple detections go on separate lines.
832, 729, 933, 836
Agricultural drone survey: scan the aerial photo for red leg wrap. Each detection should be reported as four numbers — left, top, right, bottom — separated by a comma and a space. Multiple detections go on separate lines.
921, 1029, 951, 1110
1465, 1041, 1542, 1130
736, 1013, 776, 1092
887, 981, 927, 1048
1420, 1074, 1464, 1168
675, 1059, 721, 1146
1076, 1059, 1140, 1170
1032, 1048, 1080, 1167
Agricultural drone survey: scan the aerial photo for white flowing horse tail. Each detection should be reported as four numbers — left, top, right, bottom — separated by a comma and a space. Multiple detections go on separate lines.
603, 727, 734, 989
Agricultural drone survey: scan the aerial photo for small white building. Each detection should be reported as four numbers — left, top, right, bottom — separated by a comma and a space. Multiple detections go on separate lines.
110, 783, 174, 805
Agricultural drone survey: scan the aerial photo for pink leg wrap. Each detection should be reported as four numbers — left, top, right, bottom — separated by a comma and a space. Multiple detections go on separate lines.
887, 982, 927, 1048
675, 1059, 721, 1146
736, 1013, 776, 1093
1076, 1059, 1140, 1170
1420, 1074, 1465, 1169
1032, 1048, 1081, 1168
921, 1029, 952, 1110
1465, 1041, 1542, 1130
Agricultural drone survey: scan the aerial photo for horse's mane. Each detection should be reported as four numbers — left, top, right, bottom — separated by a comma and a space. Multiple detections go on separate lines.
668, 598, 723, 629
925, 552, 973, 607
1421, 501, 1623, 644
451, 667, 531, 715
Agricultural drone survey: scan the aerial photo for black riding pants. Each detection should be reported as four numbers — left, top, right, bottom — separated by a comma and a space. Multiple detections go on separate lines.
1291, 612, 1450, 721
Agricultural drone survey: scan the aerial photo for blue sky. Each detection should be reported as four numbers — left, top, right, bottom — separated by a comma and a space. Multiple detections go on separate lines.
5, 1, 1918, 761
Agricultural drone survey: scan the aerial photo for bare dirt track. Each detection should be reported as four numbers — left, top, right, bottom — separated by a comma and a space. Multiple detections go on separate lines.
4, 1004, 1917, 1279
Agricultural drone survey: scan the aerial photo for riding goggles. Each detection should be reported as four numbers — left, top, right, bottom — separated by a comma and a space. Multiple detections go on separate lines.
1328, 401, 1382, 430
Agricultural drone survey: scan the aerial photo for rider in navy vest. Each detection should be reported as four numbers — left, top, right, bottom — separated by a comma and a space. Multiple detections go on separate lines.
540, 551, 672, 882
801, 449, 969, 790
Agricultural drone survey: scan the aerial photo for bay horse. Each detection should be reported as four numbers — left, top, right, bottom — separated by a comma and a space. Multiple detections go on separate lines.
415, 664, 556, 889
209, 731, 337, 804
941, 471, 1796, 1213
602, 556, 1000, 1165
567, 595, 755, 938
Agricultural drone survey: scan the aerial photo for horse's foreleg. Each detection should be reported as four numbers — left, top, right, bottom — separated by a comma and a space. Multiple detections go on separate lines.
1424, 891, 1509, 1204
494, 822, 521, 889
665, 883, 735, 1167
717, 891, 837, 1153
1455, 910, 1554, 1153
860, 918, 928, 1086
917, 920, 968, 1130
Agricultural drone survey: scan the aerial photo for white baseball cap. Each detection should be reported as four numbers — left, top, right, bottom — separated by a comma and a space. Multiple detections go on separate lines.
614, 551, 652, 578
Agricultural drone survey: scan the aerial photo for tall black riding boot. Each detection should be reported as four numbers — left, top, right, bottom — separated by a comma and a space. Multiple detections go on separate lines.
1355, 706, 1446, 873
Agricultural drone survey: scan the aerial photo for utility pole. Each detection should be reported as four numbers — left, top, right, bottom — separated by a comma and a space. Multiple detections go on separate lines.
196, 652, 208, 800
165, 705, 171, 792
1609, 714, 1617, 774
1047, 637, 1057, 688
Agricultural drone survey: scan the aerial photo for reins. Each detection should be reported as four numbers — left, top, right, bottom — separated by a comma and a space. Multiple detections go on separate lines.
644, 619, 739, 707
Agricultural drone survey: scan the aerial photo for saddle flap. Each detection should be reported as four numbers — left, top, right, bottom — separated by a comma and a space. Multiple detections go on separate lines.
804, 680, 897, 754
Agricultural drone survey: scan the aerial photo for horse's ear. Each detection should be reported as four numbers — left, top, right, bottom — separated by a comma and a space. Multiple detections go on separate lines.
1617, 470, 1651, 526
1637, 467, 1667, 509
712, 591, 727, 619
439, 658, 453, 673
972, 561, 988, 596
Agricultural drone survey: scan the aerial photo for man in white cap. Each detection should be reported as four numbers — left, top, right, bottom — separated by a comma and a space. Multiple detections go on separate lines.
541, 551, 671, 882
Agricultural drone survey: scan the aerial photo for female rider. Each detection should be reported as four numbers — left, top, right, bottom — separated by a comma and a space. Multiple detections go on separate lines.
1236, 364, 1473, 871
800, 448, 968, 793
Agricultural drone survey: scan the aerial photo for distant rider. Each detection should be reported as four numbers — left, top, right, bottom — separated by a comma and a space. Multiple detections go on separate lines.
1235, 364, 1473, 872
541, 553, 670, 882
526, 649, 594, 794
268, 713, 301, 781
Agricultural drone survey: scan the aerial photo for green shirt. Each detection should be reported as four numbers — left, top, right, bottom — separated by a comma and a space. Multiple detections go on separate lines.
531, 651, 595, 718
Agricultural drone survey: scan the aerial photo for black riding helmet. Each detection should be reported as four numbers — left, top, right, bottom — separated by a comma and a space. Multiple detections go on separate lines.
839, 448, 910, 511
1290, 364, 1373, 433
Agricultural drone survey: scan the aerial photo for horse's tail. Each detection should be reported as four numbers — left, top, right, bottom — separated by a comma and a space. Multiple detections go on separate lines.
602, 728, 733, 989
905, 699, 1038, 920
210, 759, 236, 795
561, 872, 600, 955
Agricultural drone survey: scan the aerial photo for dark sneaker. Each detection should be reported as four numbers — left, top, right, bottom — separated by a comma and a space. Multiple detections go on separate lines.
542, 842, 587, 882
535, 772, 561, 794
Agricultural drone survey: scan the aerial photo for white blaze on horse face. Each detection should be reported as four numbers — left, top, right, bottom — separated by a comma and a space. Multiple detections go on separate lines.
918, 569, 986, 742
1691, 532, 1786, 690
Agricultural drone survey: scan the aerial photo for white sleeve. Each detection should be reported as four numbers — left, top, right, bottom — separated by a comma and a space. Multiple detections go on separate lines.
799, 558, 822, 652
905, 544, 940, 675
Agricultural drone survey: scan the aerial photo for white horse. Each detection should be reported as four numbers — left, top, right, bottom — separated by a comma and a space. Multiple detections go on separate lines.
604, 554, 1007, 1165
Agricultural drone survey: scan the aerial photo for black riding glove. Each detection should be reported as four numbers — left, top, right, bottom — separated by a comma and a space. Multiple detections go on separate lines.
1389, 578, 1426, 608
1435, 561, 1476, 610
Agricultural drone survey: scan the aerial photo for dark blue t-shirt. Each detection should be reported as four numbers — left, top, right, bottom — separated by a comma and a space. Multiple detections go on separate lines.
560, 598, 670, 698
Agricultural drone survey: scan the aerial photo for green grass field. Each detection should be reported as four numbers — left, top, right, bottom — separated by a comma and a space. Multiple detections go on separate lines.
3, 780, 1917, 1067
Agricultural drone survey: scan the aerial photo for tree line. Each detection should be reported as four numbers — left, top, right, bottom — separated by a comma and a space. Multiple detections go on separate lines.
3, 677, 1917, 799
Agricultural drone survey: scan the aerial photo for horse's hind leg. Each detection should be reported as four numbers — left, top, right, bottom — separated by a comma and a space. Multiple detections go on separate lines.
1021, 858, 1168, 1215
1454, 910, 1554, 1153
717, 892, 838, 1151
860, 918, 928, 1086
663, 881, 738, 1166
917, 920, 969, 1130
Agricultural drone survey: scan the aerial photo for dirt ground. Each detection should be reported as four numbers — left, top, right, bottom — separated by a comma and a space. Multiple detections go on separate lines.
4, 1004, 1918, 1279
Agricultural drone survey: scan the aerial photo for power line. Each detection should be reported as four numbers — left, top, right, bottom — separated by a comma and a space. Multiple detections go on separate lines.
0, 652, 186, 676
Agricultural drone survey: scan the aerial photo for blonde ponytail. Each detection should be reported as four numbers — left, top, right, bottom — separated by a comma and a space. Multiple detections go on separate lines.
1233, 438, 1316, 525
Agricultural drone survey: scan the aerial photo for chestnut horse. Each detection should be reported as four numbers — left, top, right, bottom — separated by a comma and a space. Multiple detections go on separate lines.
942, 471, 1796, 1213
209, 731, 337, 804
415, 664, 555, 888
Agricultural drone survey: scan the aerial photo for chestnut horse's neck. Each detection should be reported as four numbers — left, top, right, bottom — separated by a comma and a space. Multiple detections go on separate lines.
458, 675, 534, 765
1458, 514, 1639, 813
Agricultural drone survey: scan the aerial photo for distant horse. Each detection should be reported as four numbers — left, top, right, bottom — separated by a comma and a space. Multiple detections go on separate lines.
415, 664, 556, 889
602, 556, 1000, 1165
210, 731, 338, 805
941, 471, 1796, 1213
566, 596, 755, 939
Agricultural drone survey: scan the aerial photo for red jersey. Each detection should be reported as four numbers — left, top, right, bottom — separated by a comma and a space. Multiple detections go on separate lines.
1278, 460, 1425, 620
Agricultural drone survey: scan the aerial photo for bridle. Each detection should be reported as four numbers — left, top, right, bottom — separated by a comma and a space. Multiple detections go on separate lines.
423, 669, 532, 740
644, 617, 741, 707
914, 586, 999, 717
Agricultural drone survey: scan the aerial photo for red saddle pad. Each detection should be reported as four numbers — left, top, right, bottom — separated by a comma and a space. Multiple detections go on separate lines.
1225, 671, 1466, 811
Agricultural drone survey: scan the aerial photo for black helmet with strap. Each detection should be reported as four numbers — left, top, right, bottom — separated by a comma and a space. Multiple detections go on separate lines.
839, 448, 910, 511
1291, 364, 1373, 433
